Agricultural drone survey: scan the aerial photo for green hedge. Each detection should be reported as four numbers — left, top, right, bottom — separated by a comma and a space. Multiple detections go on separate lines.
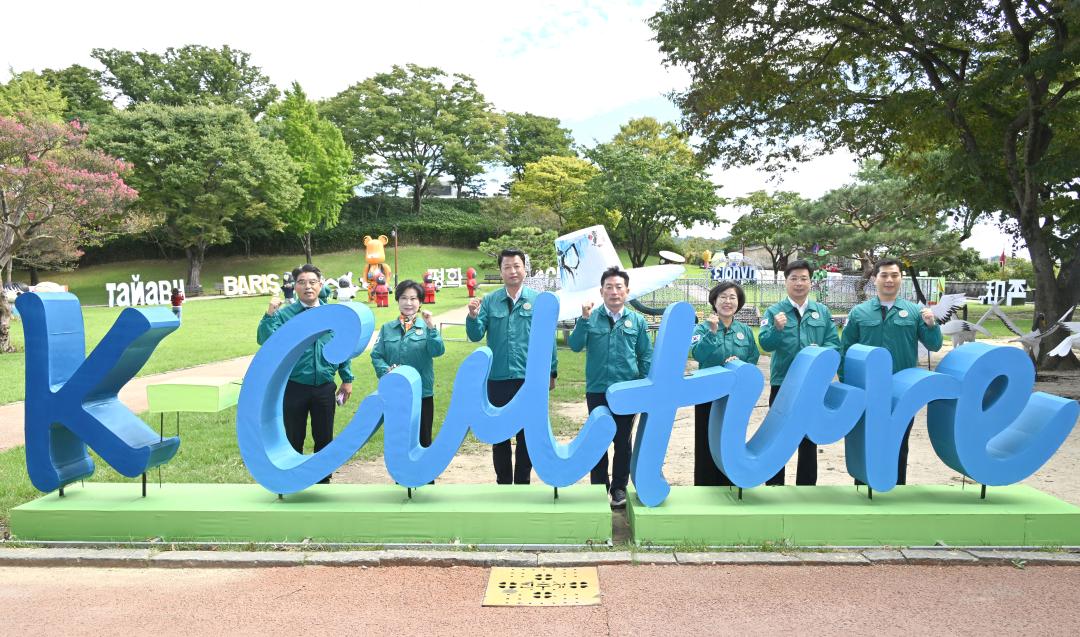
80, 196, 512, 264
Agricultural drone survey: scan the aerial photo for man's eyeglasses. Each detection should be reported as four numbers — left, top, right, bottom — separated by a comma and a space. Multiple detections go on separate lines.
295, 279, 321, 288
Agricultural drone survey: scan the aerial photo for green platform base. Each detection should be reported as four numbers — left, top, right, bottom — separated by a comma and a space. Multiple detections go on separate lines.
11, 483, 611, 545
628, 485, 1080, 547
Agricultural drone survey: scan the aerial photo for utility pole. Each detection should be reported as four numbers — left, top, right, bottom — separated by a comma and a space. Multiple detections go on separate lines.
392, 226, 399, 289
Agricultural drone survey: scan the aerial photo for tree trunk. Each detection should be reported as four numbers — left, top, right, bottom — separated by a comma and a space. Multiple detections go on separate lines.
29, 266, 39, 286
412, 175, 423, 214
0, 293, 15, 353
1023, 216, 1079, 370
186, 244, 206, 295
302, 232, 313, 264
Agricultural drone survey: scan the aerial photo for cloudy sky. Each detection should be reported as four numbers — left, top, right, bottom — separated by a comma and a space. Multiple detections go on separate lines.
2, 0, 1014, 257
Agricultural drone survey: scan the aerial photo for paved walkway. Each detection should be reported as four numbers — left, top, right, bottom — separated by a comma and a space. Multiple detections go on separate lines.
2, 560, 1078, 635
0, 304, 473, 453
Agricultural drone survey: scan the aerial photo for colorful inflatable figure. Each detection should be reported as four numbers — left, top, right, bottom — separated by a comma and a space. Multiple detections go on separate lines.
466, 267, 478, 298
423, 272, 437, 304
363, 235, 392, 302
374, 275, 390, 308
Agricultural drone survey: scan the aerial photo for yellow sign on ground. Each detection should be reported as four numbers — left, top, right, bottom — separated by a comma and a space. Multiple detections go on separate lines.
483, 567, 601, 606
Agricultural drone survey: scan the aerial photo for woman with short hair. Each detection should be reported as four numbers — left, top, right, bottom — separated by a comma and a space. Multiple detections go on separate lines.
370, 280, 445, 449
690, 281, 759, 486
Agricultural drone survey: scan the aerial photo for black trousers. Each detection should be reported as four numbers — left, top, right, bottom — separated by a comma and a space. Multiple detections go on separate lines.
419, 395, 434, 448
586, 392, 635, 492
693, 401, 734, 486
283, 380, 336, 484
768, 385, 818, 486
489, 379, 531, 484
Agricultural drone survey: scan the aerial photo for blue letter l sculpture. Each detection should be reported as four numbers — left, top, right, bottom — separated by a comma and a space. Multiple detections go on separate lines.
18, 292, 181, 493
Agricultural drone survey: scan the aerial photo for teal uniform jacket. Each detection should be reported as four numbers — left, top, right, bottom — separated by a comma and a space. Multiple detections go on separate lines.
758, 299, 840, 386
568, 307, 653, 393
257, 301, 355, 385
691, 319, 760, 369
840, 297, 943, 378
370, 318, 446, 398
465, 286, 558, 381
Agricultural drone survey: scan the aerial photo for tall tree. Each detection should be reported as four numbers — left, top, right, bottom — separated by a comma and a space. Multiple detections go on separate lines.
510, 155, 601, 230
263, 83, 357, 263
650, 0, 1080, 366
93, 104, 301, 291
322, 64, 501, 213
445, 109, 505, 198
611, 116, 697, 166
0, 71, 67, 122
503, 112, 576, 180
0, 116, 137, 352
586, 140, 720, 268
40, 65, 114, 124
92, 45, 279, 117
726, 190, 808, 273
801, 162, 964, 280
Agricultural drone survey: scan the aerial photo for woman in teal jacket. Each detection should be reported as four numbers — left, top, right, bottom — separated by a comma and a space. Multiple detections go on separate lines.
690, 281, 760, 486
371, 280, 445, 448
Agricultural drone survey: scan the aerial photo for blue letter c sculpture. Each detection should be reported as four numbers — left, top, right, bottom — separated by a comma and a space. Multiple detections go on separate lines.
236, 302, 379, 494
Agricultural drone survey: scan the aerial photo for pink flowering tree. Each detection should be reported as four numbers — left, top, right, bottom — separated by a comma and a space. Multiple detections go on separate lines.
0, 115, 137, 352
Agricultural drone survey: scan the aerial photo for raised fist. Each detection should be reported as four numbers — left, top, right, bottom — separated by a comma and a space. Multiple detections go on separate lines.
266, 298, 284, 316
582, 302, 595, 319
706, 314, 719, 333
467, 296, 482, 318
773, 311, 788, 330
421, 308, 435, 328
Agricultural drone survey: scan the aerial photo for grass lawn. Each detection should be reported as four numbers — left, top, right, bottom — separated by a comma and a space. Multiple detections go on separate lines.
14, 245, 483, 305
0, 283, 476, 406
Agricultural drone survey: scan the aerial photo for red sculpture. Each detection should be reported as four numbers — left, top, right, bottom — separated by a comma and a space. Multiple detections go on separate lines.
423, 273, 437, 304
374, 275, 390, 308
466, 267, 478, 298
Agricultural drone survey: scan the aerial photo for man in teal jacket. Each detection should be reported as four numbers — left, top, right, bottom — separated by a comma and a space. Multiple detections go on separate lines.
758, 259, 841, 485
841, 257, 942, 485
466, 249, 558, 484
257, 264, 354, 483
568, 267, 653, 507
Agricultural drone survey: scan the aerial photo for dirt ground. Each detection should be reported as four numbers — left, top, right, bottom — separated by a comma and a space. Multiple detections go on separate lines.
336, 338, 1080, 505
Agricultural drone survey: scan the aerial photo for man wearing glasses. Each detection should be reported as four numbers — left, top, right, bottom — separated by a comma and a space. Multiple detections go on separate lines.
758, 259, 841, 485
258, 264, 354, 483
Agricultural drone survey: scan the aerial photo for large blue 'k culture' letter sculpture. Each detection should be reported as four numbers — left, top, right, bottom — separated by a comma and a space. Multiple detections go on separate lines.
18, 293, 1080, 506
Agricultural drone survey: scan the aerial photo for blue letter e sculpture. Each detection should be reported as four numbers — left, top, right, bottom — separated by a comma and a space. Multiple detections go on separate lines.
18, 292, 181, 493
